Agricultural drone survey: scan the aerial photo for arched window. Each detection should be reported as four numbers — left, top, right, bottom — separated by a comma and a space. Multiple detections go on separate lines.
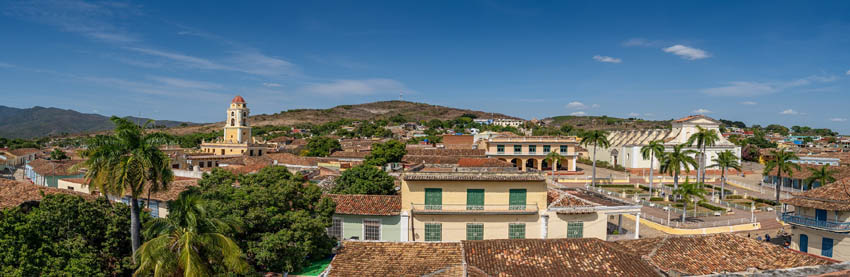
231, 119, 235, 126
231, 111, 234, 116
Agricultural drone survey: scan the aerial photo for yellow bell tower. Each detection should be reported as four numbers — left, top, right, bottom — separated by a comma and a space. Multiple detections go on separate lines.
224, 95, 251, 144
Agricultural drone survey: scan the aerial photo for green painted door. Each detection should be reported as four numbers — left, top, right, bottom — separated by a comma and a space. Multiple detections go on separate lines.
467, 189, 484, 210
425, 188, 442, 210
425, 223, 442, 241
567, 222, 583, 238
509, 189, 527, 210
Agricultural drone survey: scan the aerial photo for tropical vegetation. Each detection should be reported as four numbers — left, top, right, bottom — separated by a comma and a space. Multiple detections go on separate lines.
710, 150, 741, 200
75, 116, 174, 257
686, 126, 719, 185
762, 149, 801, 203
303, 136, 342, 157
364, 140, 407, 167
658, 143, 698, 191
332, 164, 397, 195
579, 130, 610, 186
805, 164, 838, 190
640, 140, 665, 196
672, 179, 708, 222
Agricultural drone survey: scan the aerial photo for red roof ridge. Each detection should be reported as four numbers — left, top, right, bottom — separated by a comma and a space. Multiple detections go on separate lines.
231, 95, 246, 103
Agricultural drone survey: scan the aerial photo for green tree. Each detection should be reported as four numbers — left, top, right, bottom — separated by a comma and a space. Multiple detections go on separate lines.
559, 125, 574, 135
545, 151, 565, 176
640, 140, 665, 197
75, 117, 174, 257
195, 166, 335, 273
765, 124, 790, 136
804, 164, 838, 190
659, 143, 698, 191
303, 136, 342, 157
50, 148, 69, 160
333, 165, 397, 195
709, 150, 741, 199
0, 195, 136, 276
579, 130, 610, 186
762, 149, 801, 203
672, 179, 708, 222
365, 140, 407, 167
686, 126, 719, 184
135, 191, 250, 277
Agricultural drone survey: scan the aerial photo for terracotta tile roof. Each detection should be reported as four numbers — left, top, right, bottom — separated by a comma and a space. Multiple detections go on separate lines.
327, 194, 401, 216
402, 155, 461, 165
782, 178, 850, 210
27, 159, 84, 176
127, 177, 198, 202
0, 178, 97, 209
329, 151, 370, 159
615, 233, 835, 275
405, 149, 486, 157
462, 238, 659, 276
61, 178, 88, 185
7, 147, 40, 156
765, 164, 850, 181
402, 172, 545, 181
327, 241, 463, 277
441, 135, 474, 147
457, 158, 513, 167
547, 189, 596, 208
673, 115, 719, 123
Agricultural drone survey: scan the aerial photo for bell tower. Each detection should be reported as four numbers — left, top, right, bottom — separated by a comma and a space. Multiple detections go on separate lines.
224, 95, 252, 144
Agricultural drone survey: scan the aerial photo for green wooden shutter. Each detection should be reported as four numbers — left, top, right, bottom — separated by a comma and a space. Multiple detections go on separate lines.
509, 223, 525, 239
467, 189, 484, 210
425, 223, 442, 241
567, 222, 583, 238
466, 223, 483, 240
509, 189, 527, 210
425, 188, 442, 210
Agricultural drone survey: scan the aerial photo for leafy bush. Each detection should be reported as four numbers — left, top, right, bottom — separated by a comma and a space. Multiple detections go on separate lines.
752, 198, 778, 206
725, 195, 744, 200
698, 201, 726, 211
649, 197, 664, 202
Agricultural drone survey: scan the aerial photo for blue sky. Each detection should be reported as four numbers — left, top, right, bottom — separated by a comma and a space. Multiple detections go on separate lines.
2, 1, 850, 133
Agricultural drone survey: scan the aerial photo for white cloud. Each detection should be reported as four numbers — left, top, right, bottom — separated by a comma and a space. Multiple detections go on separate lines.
127, 47, 299, 77
701, 75, 838, 97
566, 101, 586, 109
127, 47, 227, 70
149, 76, 223, 90
591, 104, 600, 108
263, 82, 282, 87
592, 55, 622, 63
663, 45, 710, 60
739, 101, 758, 105
570, 111, 587, 116
302, 79, 407, 96
622, 38, 660, 47
846, 69, 850, 75
0, 62, 13, 68
830, 118, 847, 122
628, 112, 640, 117
692, 108, 712, 114
780, 109, 799, 115
6, 0, 140, 43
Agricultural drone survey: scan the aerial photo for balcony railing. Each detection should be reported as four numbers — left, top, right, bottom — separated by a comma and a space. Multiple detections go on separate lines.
779, 212, 850, 233
411, 203, 539, 215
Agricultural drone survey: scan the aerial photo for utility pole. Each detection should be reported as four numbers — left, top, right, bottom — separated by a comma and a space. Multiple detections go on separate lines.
667, 205, 671, 225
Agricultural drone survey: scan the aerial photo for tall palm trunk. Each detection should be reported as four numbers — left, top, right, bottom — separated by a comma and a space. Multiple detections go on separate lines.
130, 196, 141, 259
775, 171, 782, 203
720, 167, 726, 199
700, 145, 707, 184
591, 144, 597, 187
682, 196, 687, 222
648, 153, 654, 196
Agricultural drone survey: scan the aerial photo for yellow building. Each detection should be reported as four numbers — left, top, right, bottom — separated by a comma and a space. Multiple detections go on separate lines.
200, 95, 269, 157
399, 170, 642, 242
479, 136, 578, 172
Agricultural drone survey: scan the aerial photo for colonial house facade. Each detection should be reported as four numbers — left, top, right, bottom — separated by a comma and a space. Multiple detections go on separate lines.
327, 194, 403, 241
781, 178, 850, 261
479, 136, 579, 172
595, 115, 741, 173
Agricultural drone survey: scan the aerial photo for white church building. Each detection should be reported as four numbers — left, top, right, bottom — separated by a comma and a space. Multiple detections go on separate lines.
593, 115, 741, 172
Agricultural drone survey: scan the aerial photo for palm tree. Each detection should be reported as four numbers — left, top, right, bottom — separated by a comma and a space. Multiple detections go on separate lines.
673, 179, 708, 222
687, 126, 719, 185
579, 130, 610, 187
709, 150, 741, 200
805, 164, 838, 190
135, 191, 250, 276
75, 117, 174, 257
659, 144, 698, 204
640, 140, 665, 197
763, 149, 801, 203
545, 151, 565, 176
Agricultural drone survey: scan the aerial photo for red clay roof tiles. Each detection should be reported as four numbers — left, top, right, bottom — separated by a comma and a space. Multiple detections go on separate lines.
327, 194, 401, 216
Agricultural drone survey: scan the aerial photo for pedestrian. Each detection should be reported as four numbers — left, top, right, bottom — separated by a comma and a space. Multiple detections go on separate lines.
757, 236, 762, 241
765, 234, 771, 242
784, 241, 790, 248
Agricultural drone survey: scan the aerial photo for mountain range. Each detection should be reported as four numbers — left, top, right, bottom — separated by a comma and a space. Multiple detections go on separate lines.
0, 105, 194, 139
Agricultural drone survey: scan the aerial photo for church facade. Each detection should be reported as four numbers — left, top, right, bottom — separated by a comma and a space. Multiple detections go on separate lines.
200, 96, 269, 157
593, 115, 741, 172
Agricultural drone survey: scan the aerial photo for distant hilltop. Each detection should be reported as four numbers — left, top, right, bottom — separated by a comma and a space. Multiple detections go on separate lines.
0, 105, 195, 139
